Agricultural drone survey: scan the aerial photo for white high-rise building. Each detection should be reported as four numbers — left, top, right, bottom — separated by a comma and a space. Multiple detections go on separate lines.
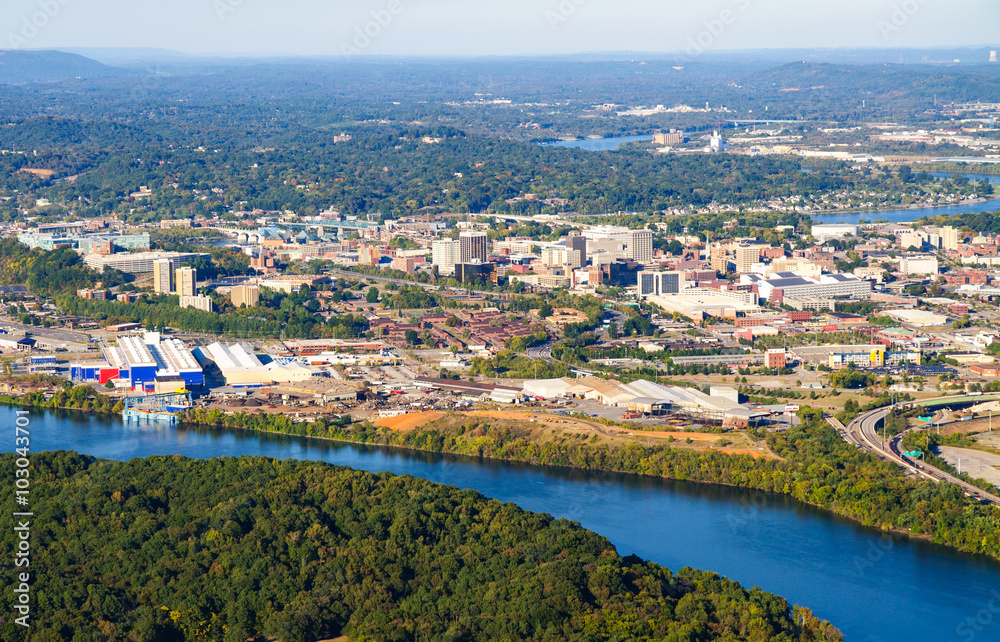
899, 256, 939, 276
583, 225, 630, 243
459, 231, 488, 264
432, 239, 461, 275
153, 259, 174, 294
627, 229, 654, 264
179, 295, 213, 312
900, 230, 924, 251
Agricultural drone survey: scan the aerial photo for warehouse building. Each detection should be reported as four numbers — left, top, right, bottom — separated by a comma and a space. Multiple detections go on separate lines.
645, 290, 760, 322
741, 273, 872, 303
199, 342, 312, 387
884, 308, 949, 327
520, 377, 768, 426
791, 345, 921, 369
72, 334, 203, 391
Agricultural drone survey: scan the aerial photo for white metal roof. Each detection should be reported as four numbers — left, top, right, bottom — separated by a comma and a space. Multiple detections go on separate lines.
150, 338, 201, 374
118, 335, 156, 368
206, 342, 265, 372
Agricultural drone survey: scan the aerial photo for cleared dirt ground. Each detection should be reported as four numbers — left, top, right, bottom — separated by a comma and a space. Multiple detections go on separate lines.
373, 409, 776, 458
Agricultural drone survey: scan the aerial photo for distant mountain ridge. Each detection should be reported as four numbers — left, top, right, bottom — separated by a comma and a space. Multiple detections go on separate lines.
748, 61, 1000, 102
0, 49, 127, 84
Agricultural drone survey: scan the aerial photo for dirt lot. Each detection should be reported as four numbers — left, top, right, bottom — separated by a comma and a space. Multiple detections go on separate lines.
940, 417, 999, 437
374, 411, 446, 431
373, 409, 776, 458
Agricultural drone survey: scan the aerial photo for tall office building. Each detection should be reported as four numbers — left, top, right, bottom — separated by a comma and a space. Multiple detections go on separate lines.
459, 231, 488, 263
735, 245, 759, 274
638, 271, 683, 299
627, 229, 653, 263
432, 239, 461, 275
941, 226, 959, 251
358, 245, 381, 266
566, 234, 587, 266
582, 225, 629, 243
710, 243, 728, 274
542, 248, 582, 269
176, 267, 197, 298
232, 284, 260, 308
153, 259, 174, 294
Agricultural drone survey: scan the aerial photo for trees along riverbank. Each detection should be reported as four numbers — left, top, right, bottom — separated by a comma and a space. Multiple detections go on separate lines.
3, 384, 997, 565
178, 405, 1000, 563
0, 452, 843, 641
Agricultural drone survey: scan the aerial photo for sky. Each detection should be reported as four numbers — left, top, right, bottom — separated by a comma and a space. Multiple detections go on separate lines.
4, 0, 999, 58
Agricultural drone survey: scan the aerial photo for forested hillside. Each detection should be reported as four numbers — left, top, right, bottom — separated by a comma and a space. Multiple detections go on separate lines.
178, 406, 1000, 563
0, 50, 125, 85
0, 56, 995, 221
0, 453, 842, 641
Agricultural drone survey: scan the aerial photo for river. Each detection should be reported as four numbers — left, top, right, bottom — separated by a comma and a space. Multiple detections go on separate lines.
541, 135, 654, 151
811, 173, 1000, 225
27, 407, 1000, 642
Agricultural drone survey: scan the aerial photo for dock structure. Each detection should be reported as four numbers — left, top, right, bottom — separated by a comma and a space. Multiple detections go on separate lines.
121, 391, 193, 424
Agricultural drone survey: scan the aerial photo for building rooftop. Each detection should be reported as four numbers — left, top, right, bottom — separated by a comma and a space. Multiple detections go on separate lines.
118, 335, 156, 368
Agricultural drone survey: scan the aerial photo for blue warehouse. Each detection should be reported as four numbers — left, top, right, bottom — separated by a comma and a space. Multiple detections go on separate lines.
102, 333, 203, 392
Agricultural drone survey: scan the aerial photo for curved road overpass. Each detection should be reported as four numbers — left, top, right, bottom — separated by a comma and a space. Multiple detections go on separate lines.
843, 396, 1000, 507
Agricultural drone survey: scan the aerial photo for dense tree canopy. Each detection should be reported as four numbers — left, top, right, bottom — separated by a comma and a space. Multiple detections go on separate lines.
0, 453, 841, 641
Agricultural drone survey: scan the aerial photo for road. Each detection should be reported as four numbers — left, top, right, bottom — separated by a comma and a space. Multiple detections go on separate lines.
604, 309, 627, 334
0, 317, 91, 345
844, 406, 1000, 507
526, 341, 554, 360
467, 212, 592, 230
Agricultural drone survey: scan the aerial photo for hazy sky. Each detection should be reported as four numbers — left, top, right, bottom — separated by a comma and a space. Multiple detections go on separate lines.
5, 0, 999, 57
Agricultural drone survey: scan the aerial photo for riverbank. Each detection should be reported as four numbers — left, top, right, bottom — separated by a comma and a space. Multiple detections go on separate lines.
807, 195, 1000, 217
185, 413, 944, 542
9, 387, 998, 562
22, 405, 1000, 642
176, 405, 1000, 563
9, 451, 842, 641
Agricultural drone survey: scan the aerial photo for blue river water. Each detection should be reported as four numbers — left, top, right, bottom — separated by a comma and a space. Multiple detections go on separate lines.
543, 136, 1000, 225
814, 173, 1000, 225
813, 197, 1000, 225
22, 406, 1000, 642
542, 135, 654, 151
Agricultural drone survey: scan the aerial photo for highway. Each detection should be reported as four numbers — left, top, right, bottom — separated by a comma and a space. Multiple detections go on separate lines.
843, 405, 1000, 507
525, 341, 554, 360
467, 212, 592, 230
0, 316, 91, 346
